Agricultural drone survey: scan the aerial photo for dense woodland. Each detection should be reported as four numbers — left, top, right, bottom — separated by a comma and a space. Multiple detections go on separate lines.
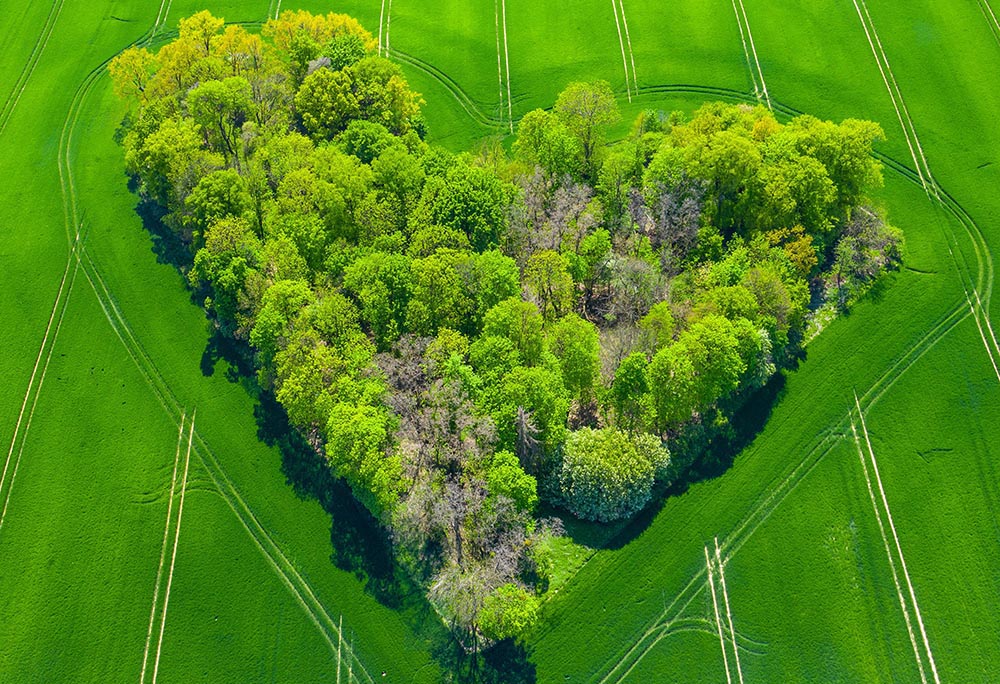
111, 10, 901, 645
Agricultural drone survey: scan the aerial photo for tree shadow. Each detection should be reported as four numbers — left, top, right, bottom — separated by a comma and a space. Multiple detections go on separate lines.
558, 372, 788, 553
431, 634, 536, 684
255, 388, 535, 681
133, 191, 191, 271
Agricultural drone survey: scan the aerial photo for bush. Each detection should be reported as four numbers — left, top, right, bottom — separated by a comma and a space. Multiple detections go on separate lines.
478, 584, 540, 642
559, 427, 655, 522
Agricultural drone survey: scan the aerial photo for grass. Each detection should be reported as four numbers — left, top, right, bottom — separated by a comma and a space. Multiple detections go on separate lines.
2, 0, 1000, 681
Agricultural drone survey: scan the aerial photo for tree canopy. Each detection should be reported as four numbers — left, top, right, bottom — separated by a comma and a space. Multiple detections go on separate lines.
112, 11, 901, 647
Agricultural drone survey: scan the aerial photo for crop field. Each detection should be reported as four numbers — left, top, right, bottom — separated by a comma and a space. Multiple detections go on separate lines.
0, 0, 998, 682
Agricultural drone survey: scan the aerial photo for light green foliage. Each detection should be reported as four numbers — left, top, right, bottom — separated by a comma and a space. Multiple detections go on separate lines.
295, 67, 358, 140
472, 251, 521, 325
406, 249, 475, 335
487, 451, 539, 513
482, 298, 545, 366
554, 80, 621, 179
342, 251, 412, 349
325, 403, 403, 520
326, 32, 368, 71
610, 352, 652, 431
348, 56, 423, 135
187, 77, 253, 161
559, 428, 655, 522
264, 211, 327, 273
478, 584, 541, 642
126, 117, 219, 207
639, 301, 675, 352
548, 313, 601, 400
189, 217, 261, 331
411, 161, 512, 251
249, 279, 314, 368
492, 366, 569, 455
524, 250, 575, 319
648, 342, 697, 431
338, 119, 398, 164
513, 109, 581, 178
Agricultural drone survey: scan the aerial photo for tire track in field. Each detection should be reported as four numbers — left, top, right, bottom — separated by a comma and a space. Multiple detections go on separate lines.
854, 393, 941, 684
850, 412, 928, 683
715, 537, 745, 684
617, 0, 638, 96
150, 413, 194, 684
494, 0, 505, 125
729, 0, 770, 108
611, 0, 633, 102
976, 0, 1000, 50
851, 0, 1000, 383
139, 412, 185, 684
704, 546, 733, 684
387, 48, 502, 127
0, 0, 65, 139
46, 24, 375, 682
499, 0, 513, 132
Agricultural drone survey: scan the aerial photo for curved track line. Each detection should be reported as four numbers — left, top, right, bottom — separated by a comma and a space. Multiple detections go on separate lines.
0, 0, 66, 139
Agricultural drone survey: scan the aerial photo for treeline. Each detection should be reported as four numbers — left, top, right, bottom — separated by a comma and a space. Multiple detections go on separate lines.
111, 10, 900, 646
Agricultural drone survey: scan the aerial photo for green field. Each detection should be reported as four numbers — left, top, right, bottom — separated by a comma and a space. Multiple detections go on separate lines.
2, 0, 999, 682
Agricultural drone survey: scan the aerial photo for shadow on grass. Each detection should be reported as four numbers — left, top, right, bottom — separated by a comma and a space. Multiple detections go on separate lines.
558, 372, 788, 553
130, 182, 534, 682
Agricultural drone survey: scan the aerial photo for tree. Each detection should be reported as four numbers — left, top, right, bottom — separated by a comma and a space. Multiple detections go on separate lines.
559, 427, 655, 522
478, 584, 540, 642
325, 402, 403, 520
524, 250, 574, 319
648, 342, 697, 432
513, 109, 581, 179
184, 169, 251, 244
554, 80, 621, 179
411, 162, 512, 251
610, 352, 651, 431
548, 313, 601, 400
639, 301, 675, 352
406, 249, 476, 336
250, 279, 314, 368
295, 67, 358, 139
343, 251, 412, 349
109, 46, 156, 103
187, 77, 253, 164
492, 366, 569, 459
348, 56, 422, 134
482, 298, 544, 366
472, 250, 521, 325
487, 451, 538, 513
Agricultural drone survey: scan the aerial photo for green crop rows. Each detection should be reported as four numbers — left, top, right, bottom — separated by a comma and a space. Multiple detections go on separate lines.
1, 0, 999, 682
